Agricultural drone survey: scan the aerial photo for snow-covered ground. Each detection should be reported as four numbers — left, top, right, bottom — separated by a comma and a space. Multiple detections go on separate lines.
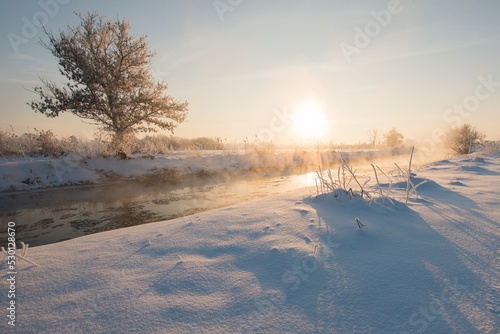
1, 152, 499, 333
0, 148, 406, 192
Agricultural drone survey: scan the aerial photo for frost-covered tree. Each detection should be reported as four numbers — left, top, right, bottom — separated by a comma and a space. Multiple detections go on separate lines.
383, 128, 404, 147
29, 12, 188, 157
444, 124, 485, 155
367, 128, 378, 147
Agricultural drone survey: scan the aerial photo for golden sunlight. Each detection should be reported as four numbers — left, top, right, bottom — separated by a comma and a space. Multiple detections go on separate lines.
292, 101, 328, 139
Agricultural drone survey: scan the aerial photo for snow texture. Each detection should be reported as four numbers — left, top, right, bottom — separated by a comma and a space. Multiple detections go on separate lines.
0, 149, 403, 192
0, 153, 498, 333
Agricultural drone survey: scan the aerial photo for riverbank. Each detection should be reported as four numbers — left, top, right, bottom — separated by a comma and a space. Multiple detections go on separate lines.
0, 148, 408, 192
1, 152, 498, 333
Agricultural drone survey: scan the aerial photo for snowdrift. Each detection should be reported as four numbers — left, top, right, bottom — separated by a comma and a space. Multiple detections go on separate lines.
0, 154, 498, 333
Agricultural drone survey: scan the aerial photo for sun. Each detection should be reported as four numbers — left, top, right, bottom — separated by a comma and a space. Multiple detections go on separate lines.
292, 101, 327, 139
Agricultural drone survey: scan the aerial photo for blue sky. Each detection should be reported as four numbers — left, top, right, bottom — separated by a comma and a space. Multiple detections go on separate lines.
1, 0, 499, 145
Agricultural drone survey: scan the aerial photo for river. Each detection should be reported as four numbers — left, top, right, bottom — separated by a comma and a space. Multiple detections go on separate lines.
0, 170, 318, 247
0, 149, 416, 247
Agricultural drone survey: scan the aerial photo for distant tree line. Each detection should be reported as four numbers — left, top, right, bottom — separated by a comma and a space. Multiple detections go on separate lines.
0, 129, 225, 157
366, 124, 487, 154
366, 127, 405, 148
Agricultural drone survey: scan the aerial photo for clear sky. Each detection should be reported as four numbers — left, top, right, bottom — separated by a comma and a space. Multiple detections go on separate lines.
1, 0, 499, 145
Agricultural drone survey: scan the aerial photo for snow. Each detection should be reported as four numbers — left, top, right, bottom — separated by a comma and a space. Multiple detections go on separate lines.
0, 148, 404, 192
1, 152, 499, 333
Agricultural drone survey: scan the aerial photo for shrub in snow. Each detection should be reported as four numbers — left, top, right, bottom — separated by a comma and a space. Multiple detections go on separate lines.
316, 148, 424, 205
444, 124, 485, 155
244, 136, 276, 155
355, 217, 364, 229
314, 152, 371, 199
482, 140, 500, 154
383, 127, 405, 147
1, 242, 39, 267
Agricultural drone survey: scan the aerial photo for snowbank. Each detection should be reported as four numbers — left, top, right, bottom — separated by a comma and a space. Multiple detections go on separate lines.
1, 153, 498, 333
0, 148, 405, 192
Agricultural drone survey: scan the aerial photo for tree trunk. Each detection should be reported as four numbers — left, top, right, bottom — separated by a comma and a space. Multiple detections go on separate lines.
111, 130, 134, 159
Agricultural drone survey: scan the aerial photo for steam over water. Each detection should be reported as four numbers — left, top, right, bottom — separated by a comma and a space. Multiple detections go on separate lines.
0, 149, 423, 247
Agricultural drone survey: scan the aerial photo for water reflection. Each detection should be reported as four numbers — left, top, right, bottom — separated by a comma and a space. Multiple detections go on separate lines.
0, 150, 416, 247
0, 171, 316, 247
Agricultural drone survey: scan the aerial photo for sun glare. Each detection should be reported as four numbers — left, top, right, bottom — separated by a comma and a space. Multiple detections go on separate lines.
292, 101, 327, 139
